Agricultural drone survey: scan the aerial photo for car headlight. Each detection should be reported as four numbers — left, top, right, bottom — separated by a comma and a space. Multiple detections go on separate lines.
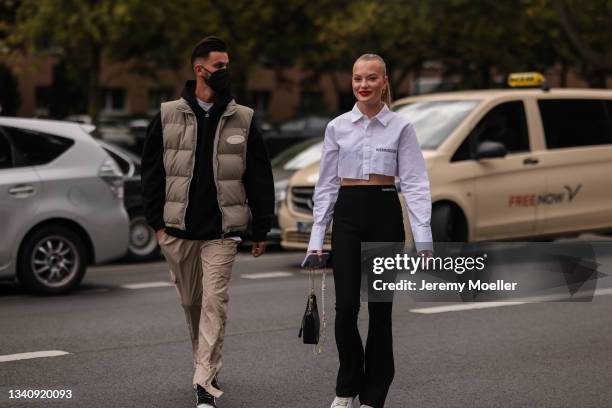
274, 180, 289, 214
274, 180, 289, 202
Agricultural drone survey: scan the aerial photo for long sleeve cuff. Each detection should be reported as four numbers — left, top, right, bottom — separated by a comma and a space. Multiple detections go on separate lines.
411, 225, 433, 252
251, 222, 271, 242
307, 224, 328, 252
150, 219, 165, 231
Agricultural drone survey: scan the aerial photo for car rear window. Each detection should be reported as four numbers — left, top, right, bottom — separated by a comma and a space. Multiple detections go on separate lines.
538, 99, 612, 149
2, 126, 74, 167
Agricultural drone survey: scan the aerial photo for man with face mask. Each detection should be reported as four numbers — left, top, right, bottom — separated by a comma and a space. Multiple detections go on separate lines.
141, 36, 274, 408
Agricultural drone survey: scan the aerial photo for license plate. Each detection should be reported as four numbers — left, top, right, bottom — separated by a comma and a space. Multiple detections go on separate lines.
296, 221, 313, 233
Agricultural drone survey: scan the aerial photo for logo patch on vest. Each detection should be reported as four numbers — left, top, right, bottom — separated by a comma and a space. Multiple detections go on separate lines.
227, 135, 245, 144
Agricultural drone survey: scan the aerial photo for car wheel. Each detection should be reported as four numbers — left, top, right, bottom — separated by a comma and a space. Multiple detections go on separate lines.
431, 203, 467, 242
18, 225, 87, 294
126, 211, 159, 262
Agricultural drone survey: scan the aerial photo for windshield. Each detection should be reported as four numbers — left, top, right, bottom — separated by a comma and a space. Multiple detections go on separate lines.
394, 100, 480, 149
271, 138, 323, 170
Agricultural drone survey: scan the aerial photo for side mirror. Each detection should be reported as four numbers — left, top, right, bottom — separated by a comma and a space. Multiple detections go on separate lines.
475, 141, 507, 160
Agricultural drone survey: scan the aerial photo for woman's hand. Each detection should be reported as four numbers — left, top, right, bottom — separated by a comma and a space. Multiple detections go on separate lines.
303, 250, 324, 268
417, 249, 433, 259
307, 250, 323, 260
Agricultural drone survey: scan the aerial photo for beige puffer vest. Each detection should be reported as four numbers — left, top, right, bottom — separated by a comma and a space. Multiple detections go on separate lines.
160, 98, 253, 234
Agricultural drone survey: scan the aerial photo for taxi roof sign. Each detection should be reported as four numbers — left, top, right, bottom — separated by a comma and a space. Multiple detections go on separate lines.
508, 72, 548, 89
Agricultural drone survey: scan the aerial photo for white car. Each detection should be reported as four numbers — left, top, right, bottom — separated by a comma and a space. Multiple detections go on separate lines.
0, 118, 130, 294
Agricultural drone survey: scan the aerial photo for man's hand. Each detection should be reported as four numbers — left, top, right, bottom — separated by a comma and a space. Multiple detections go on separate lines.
156, 228, 165, 242
251, 241, 268, 257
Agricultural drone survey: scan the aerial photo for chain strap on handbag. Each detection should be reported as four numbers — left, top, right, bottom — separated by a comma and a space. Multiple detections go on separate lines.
315, 266, 327, 354
298, 264, 327, 354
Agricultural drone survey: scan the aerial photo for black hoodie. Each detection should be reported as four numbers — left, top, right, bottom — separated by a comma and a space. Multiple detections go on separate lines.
141, 80, 274, 242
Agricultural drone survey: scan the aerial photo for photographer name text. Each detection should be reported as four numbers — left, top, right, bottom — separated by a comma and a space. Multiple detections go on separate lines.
373, 279, 518, 292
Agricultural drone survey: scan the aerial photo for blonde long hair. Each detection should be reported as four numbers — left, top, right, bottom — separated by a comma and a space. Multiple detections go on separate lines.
354, 53, 392, 107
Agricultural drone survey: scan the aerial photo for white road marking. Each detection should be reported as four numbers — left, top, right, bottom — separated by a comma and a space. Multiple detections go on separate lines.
410, 301, 526, 314
0, 350, 70, 363
242, 271, 294, 279
410, 287, 612, 314
121, 281, 174, 289
595, 287, 612, 296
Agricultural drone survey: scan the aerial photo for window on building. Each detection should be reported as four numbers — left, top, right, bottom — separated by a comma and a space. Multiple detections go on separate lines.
299, 91, 324, 114
100, 88, 126, 114
539, 99, 612, 149
34, 86, 51, 116
250, 90, 271, 117
148, 88, 174, 113
452, 101, 528, 161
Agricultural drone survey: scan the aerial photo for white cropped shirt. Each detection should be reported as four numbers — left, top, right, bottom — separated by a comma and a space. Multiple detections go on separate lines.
307, 103, 433, 252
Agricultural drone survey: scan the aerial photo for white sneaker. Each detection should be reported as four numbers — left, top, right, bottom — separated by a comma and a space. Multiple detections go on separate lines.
360, 405, 374, 408
330, 396, 354, 408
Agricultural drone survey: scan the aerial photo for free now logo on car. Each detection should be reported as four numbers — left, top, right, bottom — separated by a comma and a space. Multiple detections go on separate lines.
508, 184, 582, 207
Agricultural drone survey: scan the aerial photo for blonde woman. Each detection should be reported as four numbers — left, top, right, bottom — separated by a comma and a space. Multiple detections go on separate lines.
306, 54, 433, 408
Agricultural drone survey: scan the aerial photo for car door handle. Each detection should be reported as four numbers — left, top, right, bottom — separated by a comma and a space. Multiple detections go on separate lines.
8, 185, 36, 197
523, 157, 539, 165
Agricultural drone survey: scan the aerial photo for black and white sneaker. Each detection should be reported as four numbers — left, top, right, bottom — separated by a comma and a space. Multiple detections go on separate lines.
195, 384, 216, 408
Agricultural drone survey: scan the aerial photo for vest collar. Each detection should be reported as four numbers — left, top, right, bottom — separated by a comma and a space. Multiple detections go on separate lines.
176, 98, 238, 117
221, 100, 238, 117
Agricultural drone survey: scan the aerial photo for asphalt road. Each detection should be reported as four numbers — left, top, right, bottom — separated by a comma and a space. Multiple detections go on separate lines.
1, 243, 612, 408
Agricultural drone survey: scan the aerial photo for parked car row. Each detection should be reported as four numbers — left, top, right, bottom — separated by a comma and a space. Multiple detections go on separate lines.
261, 115, 330, 158
66, 114, 151, 156
0, 114, 331, 293
65, 113, 328, 160
9, 73, 611, 292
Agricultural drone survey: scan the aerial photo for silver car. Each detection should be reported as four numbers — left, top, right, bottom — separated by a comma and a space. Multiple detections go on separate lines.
0, 118, 130, 294
97, 140, 160, 262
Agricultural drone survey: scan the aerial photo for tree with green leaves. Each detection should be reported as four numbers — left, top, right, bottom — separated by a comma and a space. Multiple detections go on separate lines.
5, 0, 188, 122
306, 0, 435, 98
553, 0, 612, 87
3, 0, 610, 124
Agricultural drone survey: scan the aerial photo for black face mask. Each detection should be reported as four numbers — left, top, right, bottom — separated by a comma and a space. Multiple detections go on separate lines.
204, 68, 232, 102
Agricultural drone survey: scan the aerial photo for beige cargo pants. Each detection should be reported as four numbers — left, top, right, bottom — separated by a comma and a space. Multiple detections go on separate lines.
158, 232, 238, 398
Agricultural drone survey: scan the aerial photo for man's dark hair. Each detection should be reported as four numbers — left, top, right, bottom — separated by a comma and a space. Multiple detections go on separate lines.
190, 36, 227, 65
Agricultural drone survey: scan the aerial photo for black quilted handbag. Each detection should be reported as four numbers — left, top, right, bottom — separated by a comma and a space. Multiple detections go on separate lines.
298, 292, 320, 344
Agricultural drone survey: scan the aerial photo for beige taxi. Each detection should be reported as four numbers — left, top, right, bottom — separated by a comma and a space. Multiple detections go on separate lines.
278, 74, 612, 250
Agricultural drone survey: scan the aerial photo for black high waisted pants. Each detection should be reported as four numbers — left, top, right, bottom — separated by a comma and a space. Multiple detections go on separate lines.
331, 185, 405, 408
